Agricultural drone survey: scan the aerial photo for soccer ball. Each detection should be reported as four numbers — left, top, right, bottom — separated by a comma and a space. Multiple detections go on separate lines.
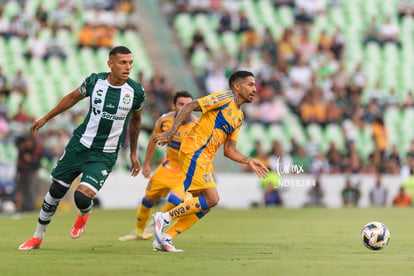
2, 200, 16, 216
361, 221, 390, 250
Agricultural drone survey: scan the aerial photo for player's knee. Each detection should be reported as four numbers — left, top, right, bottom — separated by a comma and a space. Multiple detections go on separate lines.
207, 198, 219, 208
142, 196, 156, 207
49, 181, 68, 199
74, 190, 93, 210
203, 194, 219, 208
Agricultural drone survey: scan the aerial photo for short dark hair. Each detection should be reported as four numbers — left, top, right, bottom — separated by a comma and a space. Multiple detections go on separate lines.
173, 91, 193, 104
228, 71, 254, 88
109, 46, 131, 57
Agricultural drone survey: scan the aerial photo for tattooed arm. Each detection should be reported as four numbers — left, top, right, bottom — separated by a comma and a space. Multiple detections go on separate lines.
152, 100, 201, 145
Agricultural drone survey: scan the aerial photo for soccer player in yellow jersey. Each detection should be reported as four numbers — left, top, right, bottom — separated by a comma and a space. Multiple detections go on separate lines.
118, 91, 197, 245
152, 71, 269, 252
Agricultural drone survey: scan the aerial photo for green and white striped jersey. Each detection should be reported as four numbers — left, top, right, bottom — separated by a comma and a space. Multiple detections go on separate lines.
73, 72, 146, 153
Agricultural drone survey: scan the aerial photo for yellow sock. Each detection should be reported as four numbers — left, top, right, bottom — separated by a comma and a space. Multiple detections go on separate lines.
135, 205, 151, 234
168, 196, 208, 220
166, 214, 200, 238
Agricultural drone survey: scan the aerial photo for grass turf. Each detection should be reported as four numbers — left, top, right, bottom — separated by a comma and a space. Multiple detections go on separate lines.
1, 207, 414, 275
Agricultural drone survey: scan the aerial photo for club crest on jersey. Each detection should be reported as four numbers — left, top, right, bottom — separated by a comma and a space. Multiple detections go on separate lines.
209, 96, 218, 104
203, 173, 212, 183
123, 94, 131, 104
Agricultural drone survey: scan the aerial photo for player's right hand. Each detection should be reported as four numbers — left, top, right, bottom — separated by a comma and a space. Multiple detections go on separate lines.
30, 118, 47, 132
152, 131, 173, 146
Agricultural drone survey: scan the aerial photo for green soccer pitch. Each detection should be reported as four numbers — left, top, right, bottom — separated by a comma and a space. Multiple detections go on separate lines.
1, 207, 414, 275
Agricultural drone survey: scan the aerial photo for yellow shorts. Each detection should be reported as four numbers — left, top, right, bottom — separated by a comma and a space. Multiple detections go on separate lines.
145, 161, 186, 199
179, 152, 216, 192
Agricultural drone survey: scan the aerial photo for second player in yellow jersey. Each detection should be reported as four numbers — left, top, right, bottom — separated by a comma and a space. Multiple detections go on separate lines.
118, 91, 197, 243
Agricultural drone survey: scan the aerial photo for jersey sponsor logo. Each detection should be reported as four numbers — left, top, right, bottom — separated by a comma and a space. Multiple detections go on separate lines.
123, 94, 131, 104
169, 207, 185, 217
118, 105, 130, 111
101, 111, 126, 121
106, 103, 115, 109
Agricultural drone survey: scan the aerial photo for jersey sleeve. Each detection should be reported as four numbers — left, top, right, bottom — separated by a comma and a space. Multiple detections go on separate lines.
197, 91, 233, 113
79, 73, 99, 97
152, 117, 166, 135
129, 80, 146, 110
228, 125, 241, 142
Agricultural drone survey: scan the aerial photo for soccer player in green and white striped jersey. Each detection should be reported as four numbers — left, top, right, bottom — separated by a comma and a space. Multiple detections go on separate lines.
19, 46, 146, 250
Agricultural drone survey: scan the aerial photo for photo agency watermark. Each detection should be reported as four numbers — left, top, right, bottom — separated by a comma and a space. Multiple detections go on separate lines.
274, 157, 316, 187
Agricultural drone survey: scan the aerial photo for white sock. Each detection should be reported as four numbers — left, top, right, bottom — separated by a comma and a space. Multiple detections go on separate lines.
33, 223, 47, 240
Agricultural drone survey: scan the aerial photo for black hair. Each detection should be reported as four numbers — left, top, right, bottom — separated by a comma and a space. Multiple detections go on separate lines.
173, 91, 193, 104
109, 46, 131, 57
228, 70, 254, 88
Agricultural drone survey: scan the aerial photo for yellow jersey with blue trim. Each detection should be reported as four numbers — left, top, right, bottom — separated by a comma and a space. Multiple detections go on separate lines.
180, 90, 243, 161
153, 111, 197, 170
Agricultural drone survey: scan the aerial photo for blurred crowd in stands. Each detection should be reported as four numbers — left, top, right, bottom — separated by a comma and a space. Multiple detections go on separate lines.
0, 0, 149, 213
3, 0, 414, 212
160, 0, 414, 178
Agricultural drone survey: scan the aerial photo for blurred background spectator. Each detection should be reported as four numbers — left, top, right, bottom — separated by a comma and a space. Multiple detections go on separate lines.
393, 186, 412, 206
342, 178, 360, 206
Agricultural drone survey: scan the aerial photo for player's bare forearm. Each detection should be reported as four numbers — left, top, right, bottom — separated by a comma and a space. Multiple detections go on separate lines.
31, 89, 84, 132
129, 110, 142, 176
167, 100, 200, 136
143, 135, 157, 167
153, 100, 200, 145
129, 110, 142, 156
223, 139, 251, 164
224, 139, 269, 178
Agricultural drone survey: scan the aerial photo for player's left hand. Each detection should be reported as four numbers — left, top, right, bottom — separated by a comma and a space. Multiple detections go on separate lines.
248, 158, 269, 179
130, 154, 141, 177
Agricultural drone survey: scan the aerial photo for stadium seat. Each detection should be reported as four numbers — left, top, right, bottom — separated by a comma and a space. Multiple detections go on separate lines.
282, 112, 306, 145
174, 13, 194, 48
267, 123, 291, 153
355, 124, 375, 160
306, 124, 325, 151
328, 7, 346, 30
221, 31, 240, 58
256, 0, 278, 29
237, 125, 253, 156
190, 48, 209, 73
245, 123, 274, 153
324, 123, 345, 152
277, 5, 294, 27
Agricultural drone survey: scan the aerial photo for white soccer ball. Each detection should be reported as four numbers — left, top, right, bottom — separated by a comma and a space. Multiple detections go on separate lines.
361, 221, 390, 250
2, 200, 16, 216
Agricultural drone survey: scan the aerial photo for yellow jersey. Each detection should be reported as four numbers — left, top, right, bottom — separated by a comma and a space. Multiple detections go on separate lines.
153, 111, 197, 171
180, 90, 243, 161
